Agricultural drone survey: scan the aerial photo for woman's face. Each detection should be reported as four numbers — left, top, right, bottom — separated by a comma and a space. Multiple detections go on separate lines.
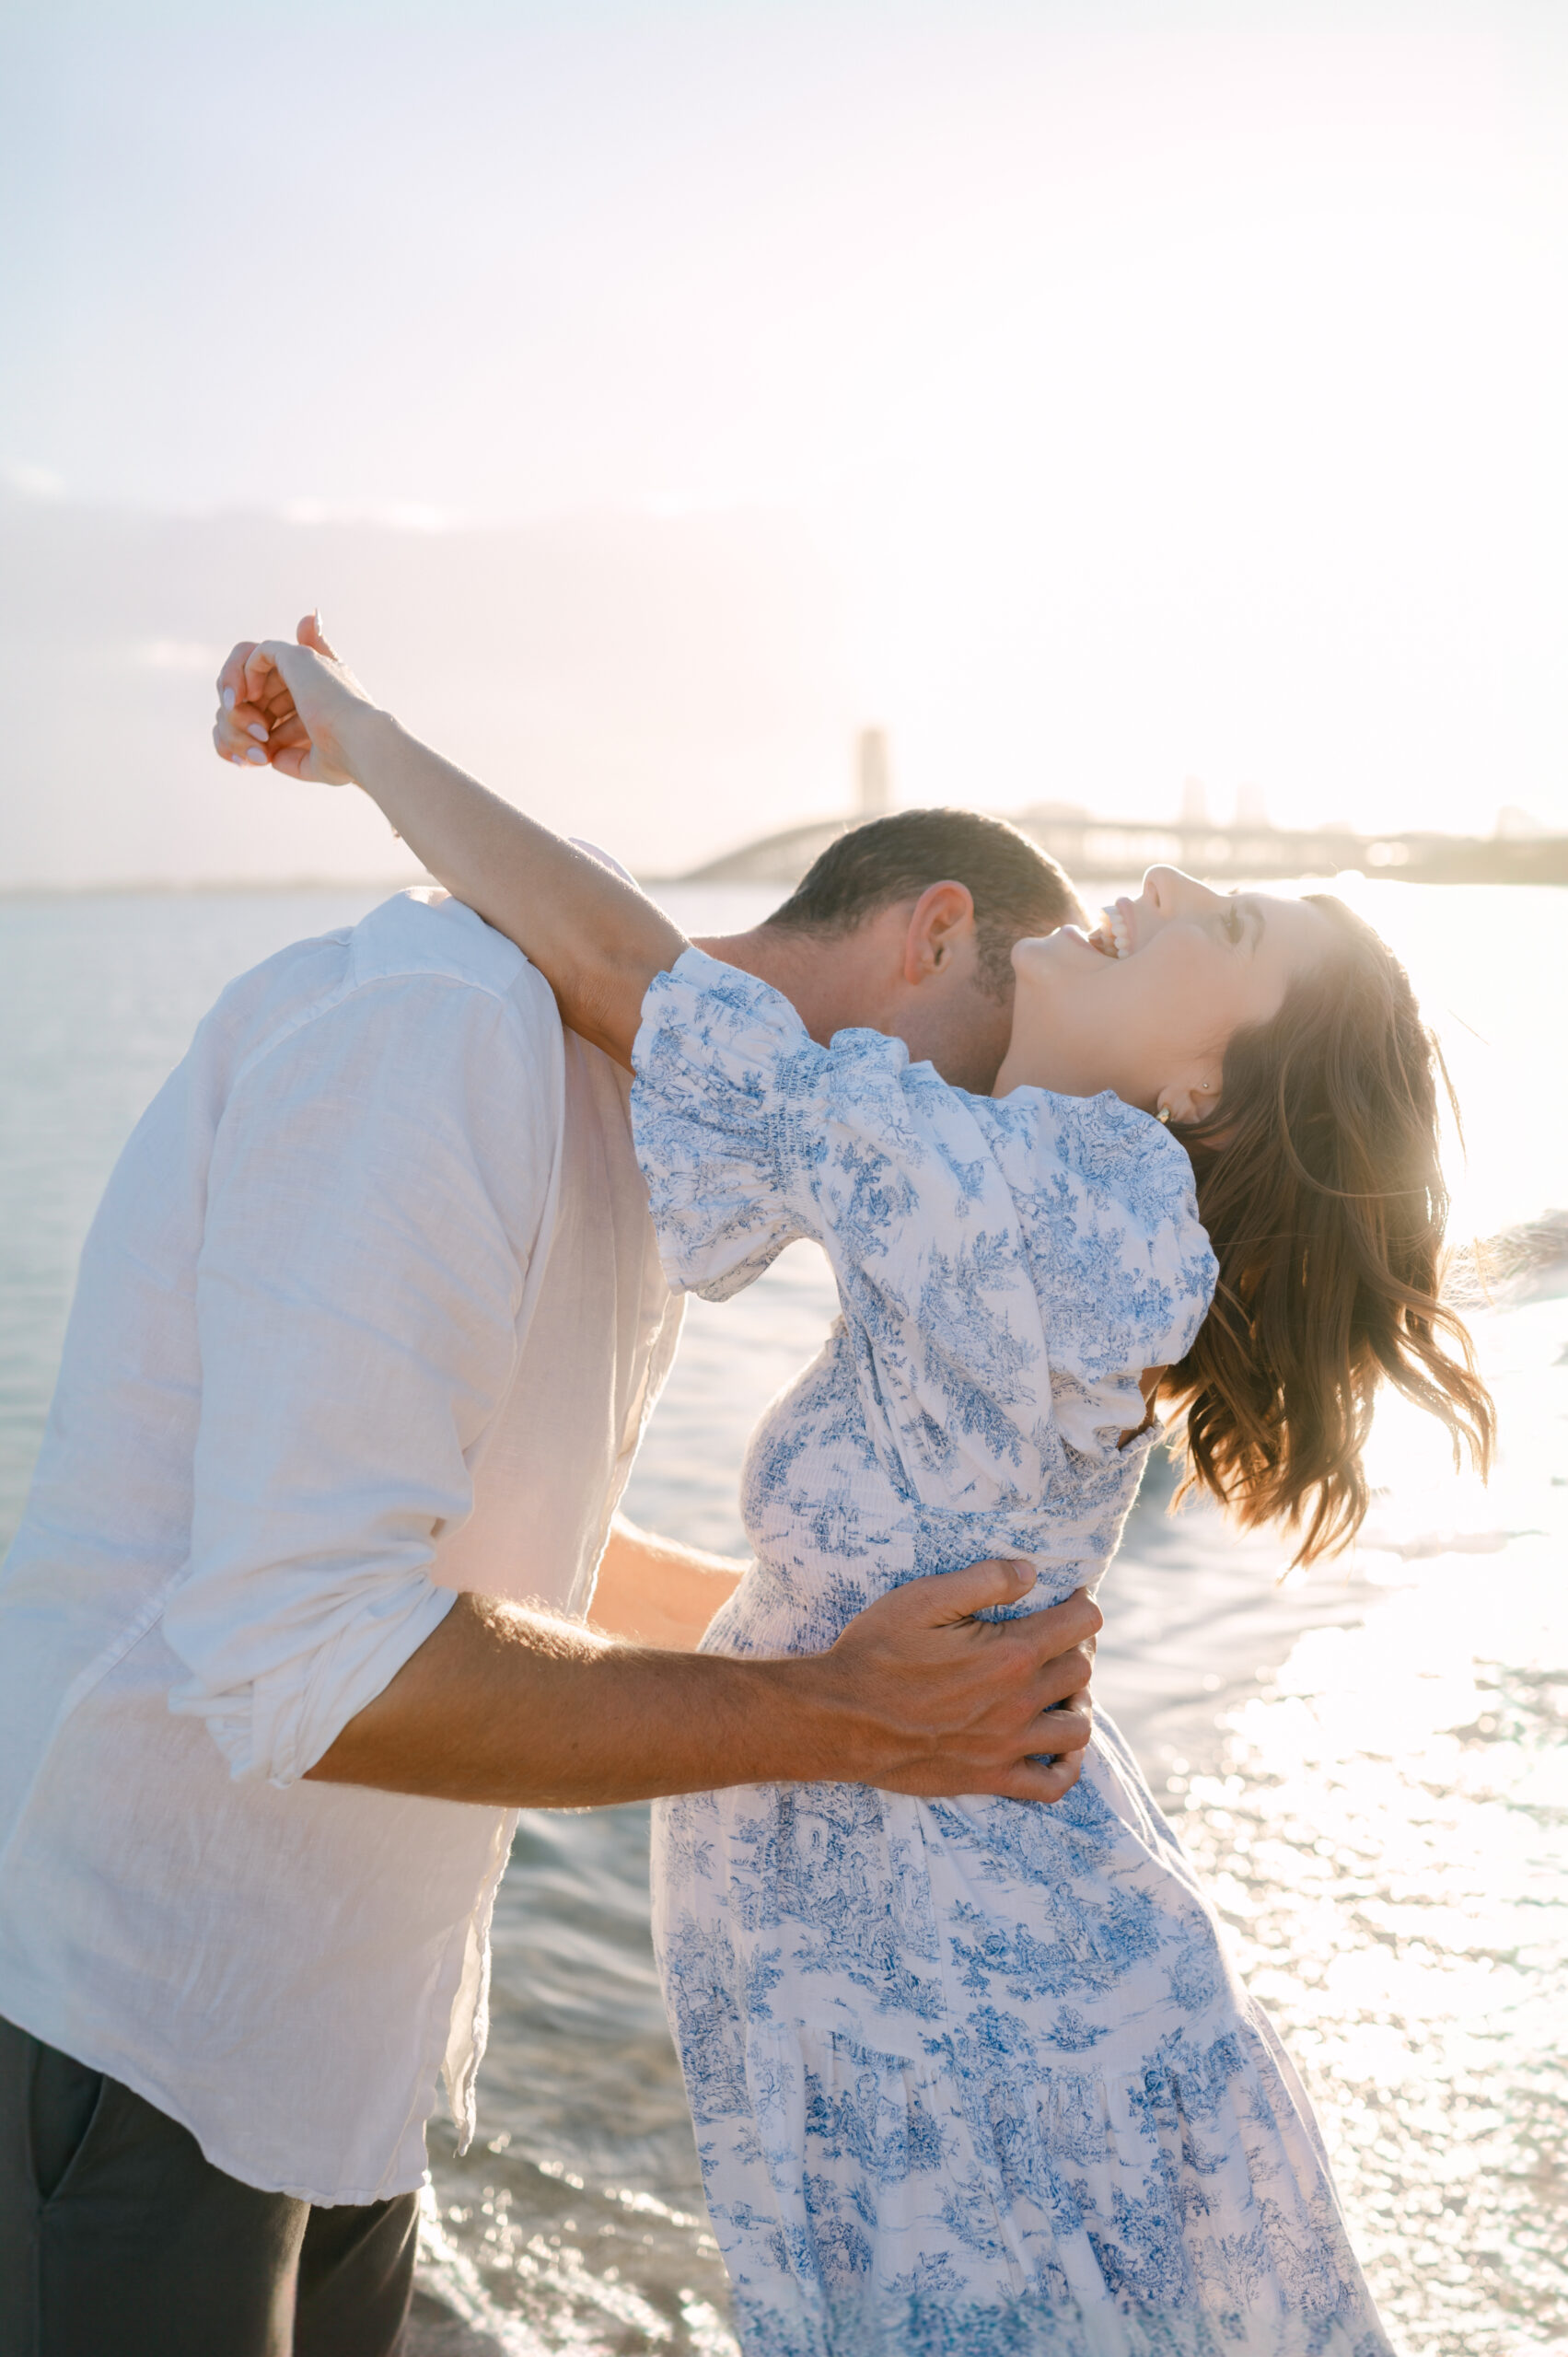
996, 866, 1334, 1119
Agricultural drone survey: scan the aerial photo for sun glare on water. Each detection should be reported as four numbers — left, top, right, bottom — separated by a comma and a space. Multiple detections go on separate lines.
1172, 1304, 1568, 2351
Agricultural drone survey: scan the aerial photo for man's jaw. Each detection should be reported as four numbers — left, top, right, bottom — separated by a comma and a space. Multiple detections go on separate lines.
691, 924, 1008, 1086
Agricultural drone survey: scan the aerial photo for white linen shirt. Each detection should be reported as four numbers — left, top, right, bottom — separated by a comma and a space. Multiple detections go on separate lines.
0, 888, 682, 2203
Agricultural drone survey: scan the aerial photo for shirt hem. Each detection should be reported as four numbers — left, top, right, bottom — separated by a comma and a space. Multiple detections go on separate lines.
0, 1976, 432, 2207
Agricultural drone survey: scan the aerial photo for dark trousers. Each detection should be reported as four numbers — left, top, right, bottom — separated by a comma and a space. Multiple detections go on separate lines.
0, 2016, 420, 2357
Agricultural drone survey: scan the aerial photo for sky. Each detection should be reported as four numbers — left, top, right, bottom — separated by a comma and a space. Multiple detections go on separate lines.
2, 0, 1565, 883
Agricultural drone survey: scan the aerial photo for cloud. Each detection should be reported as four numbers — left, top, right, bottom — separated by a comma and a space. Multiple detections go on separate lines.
0, 493, 855, 888
135, 638, 223, 673
4, 463, 64, 499
279, 498, 455, 534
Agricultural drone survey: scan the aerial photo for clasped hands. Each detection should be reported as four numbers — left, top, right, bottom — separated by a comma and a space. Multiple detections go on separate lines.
212, 612, 374, 787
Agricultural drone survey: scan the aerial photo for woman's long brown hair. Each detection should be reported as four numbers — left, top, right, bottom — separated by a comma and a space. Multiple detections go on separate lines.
1160, 894, 1494, 1563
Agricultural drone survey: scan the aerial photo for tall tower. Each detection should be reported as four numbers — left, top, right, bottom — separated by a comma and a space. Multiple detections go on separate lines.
856, 727, 891, 821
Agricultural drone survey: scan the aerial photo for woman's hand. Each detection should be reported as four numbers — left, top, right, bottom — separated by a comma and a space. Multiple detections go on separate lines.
209, 610, 685, 1064
212, 614, 383, 787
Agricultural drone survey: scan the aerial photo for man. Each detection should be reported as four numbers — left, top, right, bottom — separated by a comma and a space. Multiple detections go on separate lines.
0, 623, 1094, 2356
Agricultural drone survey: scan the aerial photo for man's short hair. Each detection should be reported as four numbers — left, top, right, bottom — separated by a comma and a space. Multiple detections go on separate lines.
763, 808, 1083, 998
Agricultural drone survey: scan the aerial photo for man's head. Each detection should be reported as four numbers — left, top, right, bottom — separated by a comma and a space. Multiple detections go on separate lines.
694, 808, 1086, 1093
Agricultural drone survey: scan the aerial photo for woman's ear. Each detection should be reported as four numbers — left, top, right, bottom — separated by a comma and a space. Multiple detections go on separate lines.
902, 880, 976, 984
1159, 1072, 1222, 1127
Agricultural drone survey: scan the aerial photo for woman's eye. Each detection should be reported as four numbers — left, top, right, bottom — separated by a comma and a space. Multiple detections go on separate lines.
1223, 905, 1245, 944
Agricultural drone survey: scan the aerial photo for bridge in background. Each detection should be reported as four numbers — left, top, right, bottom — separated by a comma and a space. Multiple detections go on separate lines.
679, 809, 1568, 891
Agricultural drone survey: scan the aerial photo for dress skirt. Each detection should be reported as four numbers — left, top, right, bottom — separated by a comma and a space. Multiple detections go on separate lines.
652, 1643, 1391, 2357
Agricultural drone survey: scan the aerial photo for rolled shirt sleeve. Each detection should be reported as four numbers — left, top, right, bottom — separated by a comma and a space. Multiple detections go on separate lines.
163, 969, 559, 1786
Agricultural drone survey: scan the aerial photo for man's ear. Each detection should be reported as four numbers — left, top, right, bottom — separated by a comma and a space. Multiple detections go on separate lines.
900, 881, 976, 985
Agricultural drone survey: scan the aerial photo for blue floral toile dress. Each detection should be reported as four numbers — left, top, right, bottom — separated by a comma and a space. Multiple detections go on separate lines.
632, 950, 1393, 2357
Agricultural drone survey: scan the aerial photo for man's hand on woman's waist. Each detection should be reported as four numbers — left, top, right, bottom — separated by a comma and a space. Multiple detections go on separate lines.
306, 1557, 1098, 1810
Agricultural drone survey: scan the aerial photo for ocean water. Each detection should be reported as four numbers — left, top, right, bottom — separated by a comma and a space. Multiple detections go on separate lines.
0, 878, 1563, 2356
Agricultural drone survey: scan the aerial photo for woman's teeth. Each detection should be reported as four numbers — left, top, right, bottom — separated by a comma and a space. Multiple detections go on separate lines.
1092, 908, 1131, 959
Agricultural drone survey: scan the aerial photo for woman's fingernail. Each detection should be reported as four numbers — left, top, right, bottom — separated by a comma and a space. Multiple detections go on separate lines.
222, 688, 236, 711
247, 723, 268, 742
246, 746, 269, 765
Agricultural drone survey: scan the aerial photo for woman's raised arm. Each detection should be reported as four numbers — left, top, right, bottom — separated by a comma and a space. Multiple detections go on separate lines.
213, 620, 685, 1066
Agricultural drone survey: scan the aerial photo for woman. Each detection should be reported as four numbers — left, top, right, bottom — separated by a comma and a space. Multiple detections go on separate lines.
218, 631, 1491, 2355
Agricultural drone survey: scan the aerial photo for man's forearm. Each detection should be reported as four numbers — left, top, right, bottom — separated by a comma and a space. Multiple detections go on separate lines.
304, 1590, 837, 1807
303, 1559, 1103, 1811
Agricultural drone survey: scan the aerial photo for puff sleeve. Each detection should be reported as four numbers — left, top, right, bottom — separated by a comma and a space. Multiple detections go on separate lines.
633, 950, 1059, 1511
633, 950, 1217, 1501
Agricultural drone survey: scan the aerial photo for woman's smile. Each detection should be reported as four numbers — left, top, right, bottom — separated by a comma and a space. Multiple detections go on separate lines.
1090, 895, 1138, 958
997, 866, 1335, 1113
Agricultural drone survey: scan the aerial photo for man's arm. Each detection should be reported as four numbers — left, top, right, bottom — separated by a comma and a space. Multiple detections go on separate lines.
161, 964, 563, 1786
305, 1562, 1100, 1809
588, 1515, 746, 1650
